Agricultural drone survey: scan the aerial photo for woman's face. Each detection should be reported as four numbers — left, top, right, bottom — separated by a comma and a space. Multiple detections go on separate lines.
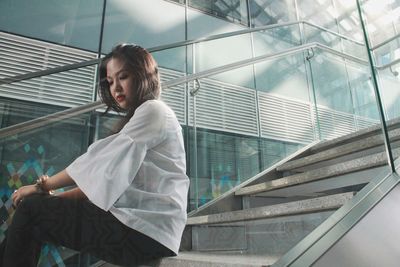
106, 57, 135, 110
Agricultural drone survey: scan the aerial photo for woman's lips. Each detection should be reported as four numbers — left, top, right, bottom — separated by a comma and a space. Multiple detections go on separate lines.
116, 95, 125, 102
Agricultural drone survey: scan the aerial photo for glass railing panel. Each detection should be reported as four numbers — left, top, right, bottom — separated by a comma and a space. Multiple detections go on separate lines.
187, 127, 262, 211
0, 109, 102, 266
0, 97, 67, 130
309, 50, 365, 139
187, 56, 313, 210
377, 67, 400, 121
152, 46, 188, 75
303, 23, 342, 52
333, 2, 367, 59
341, 38, 367, 60
373, 38, 400, 66
191, 210, 335, 258
252, 24, 301, 56
187, 67, 261, 210
361, 0, 399, 47
193, 33, 254, 88
376, 66, 400, 165
254, 53, 309, 100
0, 59, 98, 128
346, 60, 380, 125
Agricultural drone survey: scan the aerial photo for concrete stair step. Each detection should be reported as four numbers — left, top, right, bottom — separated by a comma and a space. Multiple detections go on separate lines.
98, 252, 275, 267
97, 193, 352, 267
187, 192, 353, 226
236, 148, 400, 196
277, 128, 400, 172
250, 165, 386, 198
310, 117, 400, 153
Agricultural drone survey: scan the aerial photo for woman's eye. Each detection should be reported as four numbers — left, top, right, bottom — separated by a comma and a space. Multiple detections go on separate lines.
119, 74, 128, 80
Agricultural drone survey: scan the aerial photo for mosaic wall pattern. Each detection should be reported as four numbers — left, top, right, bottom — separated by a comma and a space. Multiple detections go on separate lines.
0, 143, 68, 267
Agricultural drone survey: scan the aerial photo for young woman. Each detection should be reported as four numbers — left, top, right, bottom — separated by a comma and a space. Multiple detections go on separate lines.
1, 44, 189, 267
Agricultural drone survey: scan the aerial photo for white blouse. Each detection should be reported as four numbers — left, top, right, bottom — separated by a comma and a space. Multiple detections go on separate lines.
66, 100, 189, 254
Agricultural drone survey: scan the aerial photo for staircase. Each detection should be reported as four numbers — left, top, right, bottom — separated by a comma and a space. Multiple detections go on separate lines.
96, 120, 400, 266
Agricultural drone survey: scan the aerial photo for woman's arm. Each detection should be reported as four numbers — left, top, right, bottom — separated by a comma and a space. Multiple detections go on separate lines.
11, 169, 83, 206
57, 187, 88, 199
42, 169, 76, 191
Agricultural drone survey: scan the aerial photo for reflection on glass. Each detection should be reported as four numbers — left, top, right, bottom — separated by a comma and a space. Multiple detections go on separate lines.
152, 46, 187, 73
191, 211, 334, 257
260, 139, 303, 169
195, 34, 254, 87
188, 128, 261, 210
0, 109, 96, 266
361, 0, 398, 46
311, 52, 352, 113
249, 0, 297, 27
0, 31, 98, 114
334, 1, 364, 42
374, 40, 400, 66
303, 24, 342, 51
346, 62, 380, 123
310, 52, 358, 140
341, 38, 367, 60
378, 67, 400, 121
102, 0, 185, 51
297, 0, 338, 32
0, 0, 103, 51
378, 66, 400, 164
254, 54, 309, 101
252, 25, 301, 56
188, 0, 249, 26
0, 98, 68, 129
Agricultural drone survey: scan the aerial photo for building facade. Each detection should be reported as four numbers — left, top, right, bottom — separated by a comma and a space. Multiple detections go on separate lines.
0, 0, 399, 266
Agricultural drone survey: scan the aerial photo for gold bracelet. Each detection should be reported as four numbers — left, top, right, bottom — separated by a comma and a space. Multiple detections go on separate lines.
35, 175, 50, 194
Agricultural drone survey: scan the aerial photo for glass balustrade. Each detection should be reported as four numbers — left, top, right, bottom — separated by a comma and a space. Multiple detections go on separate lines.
0, 109, 101, 266
1, 19, 393, 214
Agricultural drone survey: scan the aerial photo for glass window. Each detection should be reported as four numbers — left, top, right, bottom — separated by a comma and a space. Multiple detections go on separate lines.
297, 0, 339, 32
102, 0, 185, 51
0, 0, 104, 52
102, 0, 186, 72
249, 0, 297, 27
188, 0, 249, 26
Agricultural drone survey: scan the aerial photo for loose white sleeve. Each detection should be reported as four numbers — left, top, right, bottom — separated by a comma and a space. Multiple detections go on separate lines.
66, 101, 167, 211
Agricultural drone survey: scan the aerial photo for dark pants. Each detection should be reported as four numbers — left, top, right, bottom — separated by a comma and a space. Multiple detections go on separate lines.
0, 194, 174, 267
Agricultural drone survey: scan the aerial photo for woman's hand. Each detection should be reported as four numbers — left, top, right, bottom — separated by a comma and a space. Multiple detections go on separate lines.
11, 185, 38, 207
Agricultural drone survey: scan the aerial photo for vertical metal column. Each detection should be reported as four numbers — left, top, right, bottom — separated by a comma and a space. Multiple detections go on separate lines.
191, 43, 199, 210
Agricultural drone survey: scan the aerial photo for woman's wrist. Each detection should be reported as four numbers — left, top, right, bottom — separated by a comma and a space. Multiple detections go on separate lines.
35, 175, 53, 194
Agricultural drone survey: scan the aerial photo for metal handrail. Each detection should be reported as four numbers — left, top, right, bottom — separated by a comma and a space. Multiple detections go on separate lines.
376, 57, 400, 71
0, 20, 364, 86
0, 42, 369, 139
0, 100, 104, 139
371, 32, 400, 51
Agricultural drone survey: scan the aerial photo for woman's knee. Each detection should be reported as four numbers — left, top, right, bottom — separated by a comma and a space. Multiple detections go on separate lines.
16, 194, 47, 213
12, 194, 51, 226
